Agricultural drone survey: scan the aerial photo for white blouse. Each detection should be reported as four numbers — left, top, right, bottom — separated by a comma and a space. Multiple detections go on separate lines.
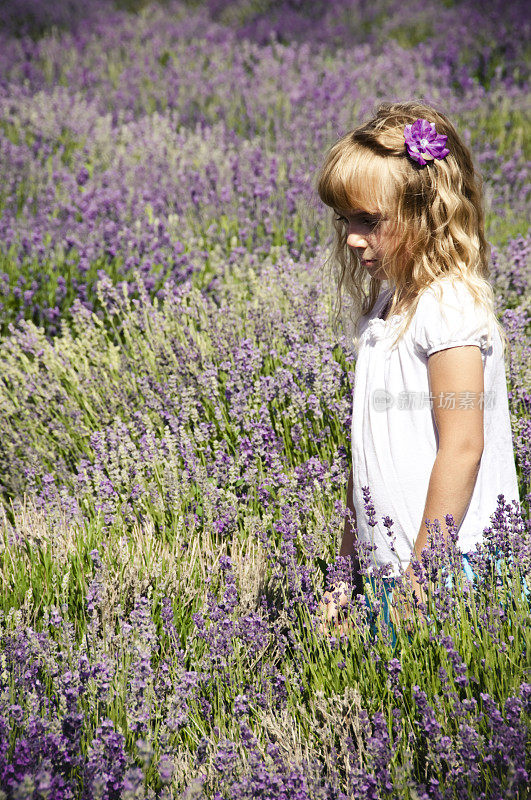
351, 277, 520, 577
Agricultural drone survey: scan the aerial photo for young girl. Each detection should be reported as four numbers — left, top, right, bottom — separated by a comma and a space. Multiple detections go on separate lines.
316, 101, 522, 639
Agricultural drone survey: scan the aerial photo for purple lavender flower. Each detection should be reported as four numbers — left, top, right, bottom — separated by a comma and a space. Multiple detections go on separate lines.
404, 118, 450, 166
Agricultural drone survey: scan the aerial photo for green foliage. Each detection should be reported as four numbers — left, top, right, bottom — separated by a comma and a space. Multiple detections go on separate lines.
0, 2, 529, 794
387, 20, 434, 49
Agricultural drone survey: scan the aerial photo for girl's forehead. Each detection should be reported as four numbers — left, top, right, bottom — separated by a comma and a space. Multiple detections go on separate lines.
325, 169, 389, 216
334, 204, 382, 216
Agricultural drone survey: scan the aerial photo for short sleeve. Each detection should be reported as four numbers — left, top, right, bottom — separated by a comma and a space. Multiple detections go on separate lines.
412, 280, 493, 358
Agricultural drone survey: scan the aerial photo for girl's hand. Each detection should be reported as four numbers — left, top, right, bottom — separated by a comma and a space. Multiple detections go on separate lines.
389, 564, 426, 634
317, 581, 352, 635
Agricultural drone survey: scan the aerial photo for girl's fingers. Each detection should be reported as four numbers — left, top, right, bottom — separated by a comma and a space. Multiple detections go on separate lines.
318, 588, 350, 621
317, 584, 354, 636
317, 614, 353, 637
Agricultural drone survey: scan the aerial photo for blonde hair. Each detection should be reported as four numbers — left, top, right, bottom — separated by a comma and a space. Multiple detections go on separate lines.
316, 100, 509, 359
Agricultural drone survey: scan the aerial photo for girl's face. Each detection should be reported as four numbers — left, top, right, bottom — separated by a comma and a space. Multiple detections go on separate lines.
334, 208, 397, 281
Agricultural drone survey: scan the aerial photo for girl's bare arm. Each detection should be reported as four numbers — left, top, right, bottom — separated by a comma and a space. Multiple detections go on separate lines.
403, 345, 485, 610
417, 345, 485, 553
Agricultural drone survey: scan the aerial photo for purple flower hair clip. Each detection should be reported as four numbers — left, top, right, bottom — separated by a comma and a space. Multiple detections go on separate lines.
404, 118, 450, 166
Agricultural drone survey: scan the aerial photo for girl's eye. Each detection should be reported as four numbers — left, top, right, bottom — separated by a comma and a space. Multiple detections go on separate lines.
334, 214, 380, 227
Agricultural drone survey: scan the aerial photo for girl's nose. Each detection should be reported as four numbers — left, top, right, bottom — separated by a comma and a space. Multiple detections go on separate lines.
347, 232, 368, 248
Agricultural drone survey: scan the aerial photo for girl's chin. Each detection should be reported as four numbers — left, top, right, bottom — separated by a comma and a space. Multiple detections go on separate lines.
364, 263, 386, 278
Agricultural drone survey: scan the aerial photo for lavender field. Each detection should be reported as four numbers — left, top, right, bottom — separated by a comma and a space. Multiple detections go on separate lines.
0, 0, 529, 797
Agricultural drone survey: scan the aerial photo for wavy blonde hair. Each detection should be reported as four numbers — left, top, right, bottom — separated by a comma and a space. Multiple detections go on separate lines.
316, 100, 509, 359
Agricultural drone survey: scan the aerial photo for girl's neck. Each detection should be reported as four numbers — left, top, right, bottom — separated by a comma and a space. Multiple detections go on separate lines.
381, 298, 392, 321
379, 285, 394, 321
